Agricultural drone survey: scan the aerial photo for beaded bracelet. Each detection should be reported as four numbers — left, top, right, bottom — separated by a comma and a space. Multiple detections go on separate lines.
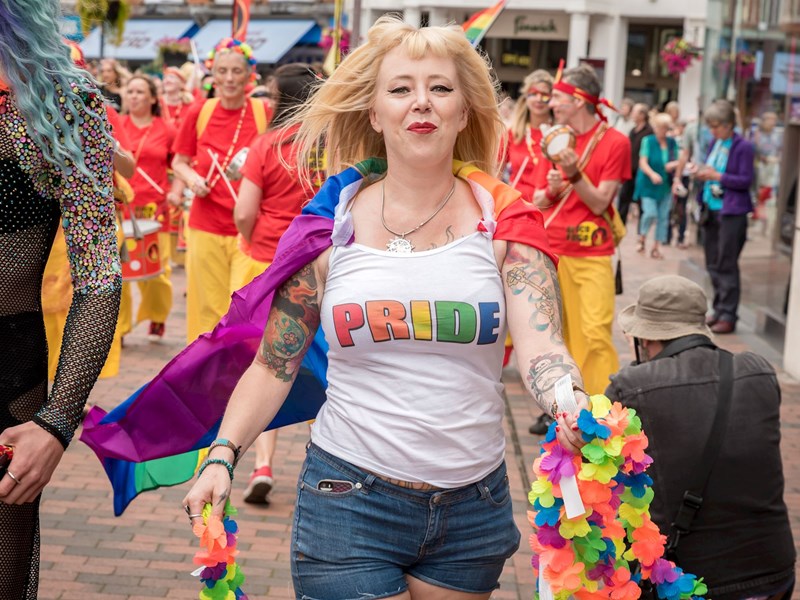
197, 457, 235, 481
208, 438, 242, 467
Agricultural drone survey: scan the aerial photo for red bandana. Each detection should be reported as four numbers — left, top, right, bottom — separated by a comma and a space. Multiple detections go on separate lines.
553, 59, 617, 123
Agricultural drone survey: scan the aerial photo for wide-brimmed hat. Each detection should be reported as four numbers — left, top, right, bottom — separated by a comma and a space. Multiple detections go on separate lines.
618, 275, 712, 340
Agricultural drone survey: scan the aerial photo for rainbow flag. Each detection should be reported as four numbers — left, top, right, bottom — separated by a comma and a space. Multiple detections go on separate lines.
232, 0, 251, 40
81, 159, 556, 516
462, 0, 508, 47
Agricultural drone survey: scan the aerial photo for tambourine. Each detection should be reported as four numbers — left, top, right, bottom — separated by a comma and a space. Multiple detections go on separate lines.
225, 147, 250, 181
540, 125, 576, 162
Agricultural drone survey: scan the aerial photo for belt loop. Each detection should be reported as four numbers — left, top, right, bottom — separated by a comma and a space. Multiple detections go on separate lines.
363, 473, 376, 492
477, 481, 489, 500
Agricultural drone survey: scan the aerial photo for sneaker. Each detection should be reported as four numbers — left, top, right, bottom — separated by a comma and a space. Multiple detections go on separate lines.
243, 465, 274, 504
528, 413, 554, 435
147, 321, 165, 342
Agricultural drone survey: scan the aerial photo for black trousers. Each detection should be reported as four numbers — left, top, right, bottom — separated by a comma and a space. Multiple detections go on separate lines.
703, 212, 748, 323
618, 178, 637, 226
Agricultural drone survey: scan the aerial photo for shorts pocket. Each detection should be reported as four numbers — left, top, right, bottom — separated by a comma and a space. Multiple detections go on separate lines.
298, 452, 362, 499
480, 472, 511, 508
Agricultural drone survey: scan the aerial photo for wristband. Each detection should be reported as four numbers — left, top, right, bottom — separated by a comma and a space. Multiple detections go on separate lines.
209, 438, 242, 467
550, 383, 588, 418
567, 170, 582, 184
198, 457, 235, 481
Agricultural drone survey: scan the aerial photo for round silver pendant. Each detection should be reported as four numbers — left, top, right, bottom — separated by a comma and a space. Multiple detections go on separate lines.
386, 237, 414, 254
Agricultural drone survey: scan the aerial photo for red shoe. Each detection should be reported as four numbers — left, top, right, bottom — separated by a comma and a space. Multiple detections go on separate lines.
147, 322, 165, 342
243, 465, 274, 504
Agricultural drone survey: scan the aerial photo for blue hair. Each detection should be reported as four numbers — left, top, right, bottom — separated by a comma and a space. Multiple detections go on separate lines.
0, 0, 111, 189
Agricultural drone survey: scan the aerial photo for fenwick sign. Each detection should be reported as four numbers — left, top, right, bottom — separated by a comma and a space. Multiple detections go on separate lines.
490, 12, 568, 40
514, 16, 558, 35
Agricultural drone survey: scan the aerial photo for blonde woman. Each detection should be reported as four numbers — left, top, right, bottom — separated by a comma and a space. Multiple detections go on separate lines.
184, 15, 588, 600
634, 113, 679, 259
505, 69, 553, 202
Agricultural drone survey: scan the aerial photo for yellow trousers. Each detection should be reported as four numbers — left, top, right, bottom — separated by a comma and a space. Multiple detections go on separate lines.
557, 255, 619, 395
185, 227, 253, 344
119, 232, 173, 334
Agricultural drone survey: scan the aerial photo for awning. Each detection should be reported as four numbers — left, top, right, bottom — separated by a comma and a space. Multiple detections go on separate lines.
192, 19, 321, 65
81, 19, 197, 60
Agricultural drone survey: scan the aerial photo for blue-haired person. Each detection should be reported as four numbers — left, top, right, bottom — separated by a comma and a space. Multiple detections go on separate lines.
0, 0, 122, 596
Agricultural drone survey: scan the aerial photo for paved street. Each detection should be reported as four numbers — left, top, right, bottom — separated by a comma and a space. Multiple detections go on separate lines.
37, 222, 800, 600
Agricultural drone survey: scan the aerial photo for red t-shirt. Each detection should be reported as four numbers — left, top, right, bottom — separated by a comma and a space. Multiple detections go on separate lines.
239, 125, 320, 263
505, 127, 549, 203
173, 100, 263, 236
536, 122, 631, 257
119, 115, 176, 224
161, 100, 191, 132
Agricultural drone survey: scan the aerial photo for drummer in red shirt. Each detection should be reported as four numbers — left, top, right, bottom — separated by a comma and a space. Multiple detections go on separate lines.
532, 62, 631, 396
171, 38, 269, 343
119, 74, 179, 341
505, 69, 552, 202
233, 63, 322, 504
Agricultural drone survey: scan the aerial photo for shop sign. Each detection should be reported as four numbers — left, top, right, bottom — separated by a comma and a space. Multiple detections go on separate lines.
487, 12, 569, 40
771, 52, 800, 96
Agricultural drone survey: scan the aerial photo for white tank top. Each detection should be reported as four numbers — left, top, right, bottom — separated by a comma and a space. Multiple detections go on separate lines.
315, 231, 507, 488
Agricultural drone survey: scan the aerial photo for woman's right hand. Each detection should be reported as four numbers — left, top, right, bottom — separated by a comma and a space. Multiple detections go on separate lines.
649, 173, 663, 185
182, 464, 232, 524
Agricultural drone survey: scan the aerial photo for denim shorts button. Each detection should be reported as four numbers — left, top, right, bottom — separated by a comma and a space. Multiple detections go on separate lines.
433, 495, 441, 504
355, 482, 362, 489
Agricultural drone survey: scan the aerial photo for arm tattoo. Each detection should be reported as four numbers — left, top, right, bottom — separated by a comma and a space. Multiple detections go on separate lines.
504, 243, 564, 343
258, 264, 321, 382
525, 352, 583, 414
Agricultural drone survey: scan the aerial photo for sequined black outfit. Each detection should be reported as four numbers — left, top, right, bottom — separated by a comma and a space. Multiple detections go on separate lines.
0, 84, 121, 598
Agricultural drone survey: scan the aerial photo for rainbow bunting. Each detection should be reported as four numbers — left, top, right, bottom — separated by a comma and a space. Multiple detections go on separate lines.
462, 0, 508, 47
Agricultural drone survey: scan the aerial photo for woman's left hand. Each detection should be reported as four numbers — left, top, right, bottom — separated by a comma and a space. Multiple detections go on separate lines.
555, 392, 590, 454
0, 422, 66, 505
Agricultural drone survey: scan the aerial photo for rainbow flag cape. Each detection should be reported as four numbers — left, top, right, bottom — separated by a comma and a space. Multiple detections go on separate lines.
462, 0, 508, 47
80, 158, 555, 515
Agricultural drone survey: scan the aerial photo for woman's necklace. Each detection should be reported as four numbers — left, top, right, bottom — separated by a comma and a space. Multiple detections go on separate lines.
207, 102, 247, 192
381, 178, 456, 254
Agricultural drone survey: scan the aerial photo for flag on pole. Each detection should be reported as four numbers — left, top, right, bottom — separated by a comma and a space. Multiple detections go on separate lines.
462, 0, 508, 47
232, 0, 251, 40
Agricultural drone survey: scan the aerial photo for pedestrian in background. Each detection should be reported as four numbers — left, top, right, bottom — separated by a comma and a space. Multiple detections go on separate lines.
505, 69, 553, 203
694, 99, 754, 335
617, 102, 652, 226
634, 113, 679, 259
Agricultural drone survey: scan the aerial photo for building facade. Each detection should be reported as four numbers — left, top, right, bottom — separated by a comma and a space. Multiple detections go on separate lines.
356, 0, 708, 116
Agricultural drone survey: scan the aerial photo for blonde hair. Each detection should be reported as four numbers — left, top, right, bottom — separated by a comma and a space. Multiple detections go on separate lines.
510, 69, 553, 143
650, 112, 673, 130
290, 15, 504, 185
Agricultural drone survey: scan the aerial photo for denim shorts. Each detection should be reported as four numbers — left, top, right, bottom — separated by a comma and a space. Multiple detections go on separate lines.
290, 443, 521, 600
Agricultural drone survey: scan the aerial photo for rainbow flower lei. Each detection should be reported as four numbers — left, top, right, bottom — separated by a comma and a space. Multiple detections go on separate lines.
206, 37, 258, 82
529, 395, 708, 600
192, 501, 248, 600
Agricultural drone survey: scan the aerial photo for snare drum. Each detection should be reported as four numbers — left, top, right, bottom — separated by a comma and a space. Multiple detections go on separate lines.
541, 125, 576, 162
121, 219, 163, 281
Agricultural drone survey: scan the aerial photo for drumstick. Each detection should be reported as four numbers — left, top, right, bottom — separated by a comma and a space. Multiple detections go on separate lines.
136, 167, 165, 195
510, 156, 529, 190
207, 149, 239, 203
